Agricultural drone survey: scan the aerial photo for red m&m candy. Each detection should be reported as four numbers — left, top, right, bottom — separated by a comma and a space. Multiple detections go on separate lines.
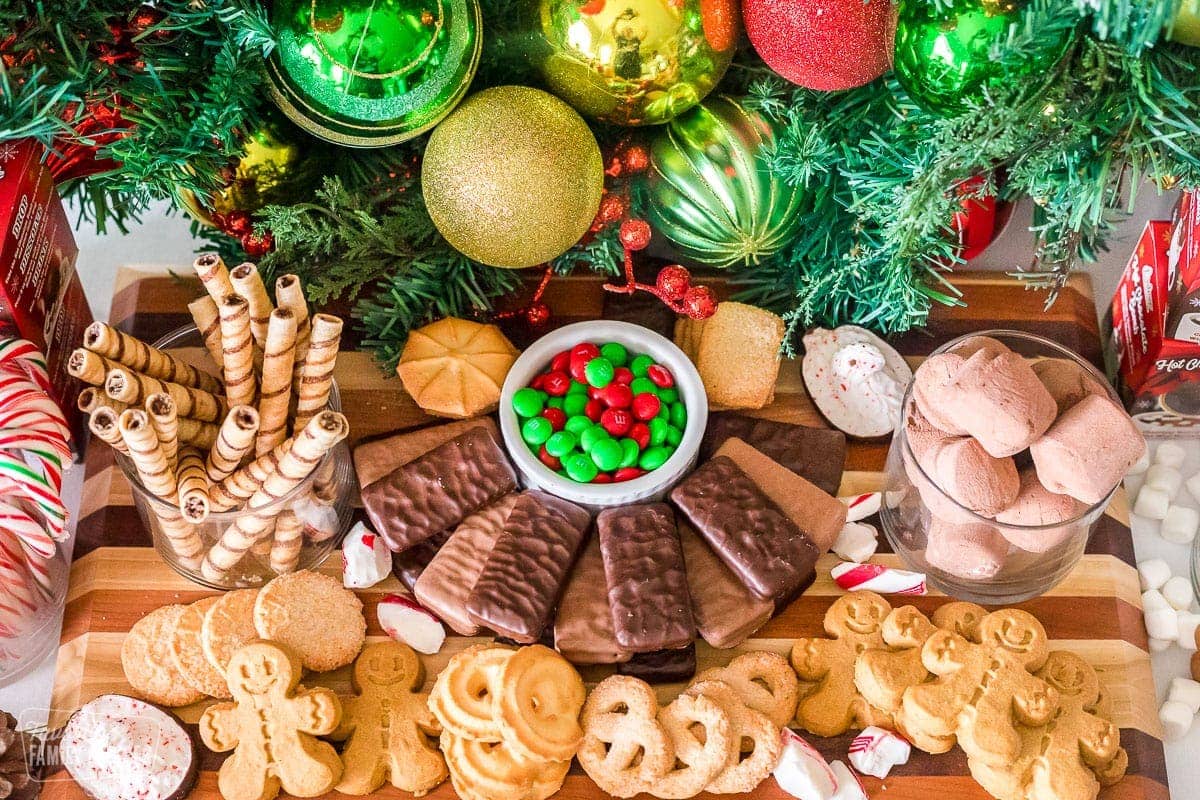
646, 364, 674, 389
538, 445, 561, 470
613, 367, 634, 385
584, 398, 604, 422
614, 467, 645, 482
600, 407, 633, 436
542, 407, 566, 431
542, 370, 570, 396
628, 422, 650, 450
550, 350, 571, 372
601, 383, 633, 409
632, 393, 661, 421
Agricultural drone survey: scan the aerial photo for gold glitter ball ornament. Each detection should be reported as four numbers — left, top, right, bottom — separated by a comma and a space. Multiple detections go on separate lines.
421, 85, 604, 268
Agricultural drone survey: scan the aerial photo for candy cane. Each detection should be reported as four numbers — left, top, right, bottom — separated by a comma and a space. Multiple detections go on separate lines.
832, 561, 928, 595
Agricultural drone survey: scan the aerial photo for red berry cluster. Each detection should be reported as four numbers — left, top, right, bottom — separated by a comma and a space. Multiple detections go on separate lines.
213, 209, 275, 258
604, 221, 718, 321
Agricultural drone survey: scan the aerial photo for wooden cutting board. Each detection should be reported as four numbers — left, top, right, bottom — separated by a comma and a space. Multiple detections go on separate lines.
42, 268, 1166, 800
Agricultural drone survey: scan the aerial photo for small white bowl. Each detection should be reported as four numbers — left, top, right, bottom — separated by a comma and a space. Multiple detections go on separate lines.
499, 320, 708, 509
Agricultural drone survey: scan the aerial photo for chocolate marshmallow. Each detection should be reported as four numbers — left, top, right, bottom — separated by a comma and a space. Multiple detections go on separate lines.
993, 469, 1084, 553
714, 438, 848, 551
1030, 394, 1146, 505
466, 491, 590, 643
670, 456, 820, 603
935, 350, 1058, 457
912, 353, 969, 435
949, 335, 1010, 359
412, 495, 518, 635
701, 413, 847, 495
905, 406, 955, 462
924, 517, 1008, 580
354, 418, 499, 488
1032, 358, 1108, 416
597, 503, 694, 652
679, 523, 774, 649
362, 426, 518, 552
926, 437, 1020, 517
554, 535, 631, 665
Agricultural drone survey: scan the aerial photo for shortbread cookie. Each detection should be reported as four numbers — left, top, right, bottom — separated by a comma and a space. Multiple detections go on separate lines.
254, 570, 366, 671
684, 680, 782, 794
440, 731, 567, 800
495, 645, 584, 763
121, 605, 206, 707
429, 645, 514, 742
201, 588, 259, 676
169, 596, 230, 699
694, 650, 800, 730
578, 675, 673, 798
693, 302, 783, 410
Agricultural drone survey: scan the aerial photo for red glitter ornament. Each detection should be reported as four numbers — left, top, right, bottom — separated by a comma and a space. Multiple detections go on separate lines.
222, 209, 253, 236
621, 144, 651, 174
619, 219, 652, 252
524, 302, 551, 327
241, 230, 275, 258
596, 192, 628, 225
743, 0, 896, 91
655, 265, 691, 300
681, 285, 717, 320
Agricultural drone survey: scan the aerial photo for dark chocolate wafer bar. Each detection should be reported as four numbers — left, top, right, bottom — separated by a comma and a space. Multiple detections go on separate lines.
670, 455, 820, 603
362, 425, 518, 553
617, 642, 697, 684
597, 503, 694, 652
466, 491, 591, 643
702, 413, 846, 495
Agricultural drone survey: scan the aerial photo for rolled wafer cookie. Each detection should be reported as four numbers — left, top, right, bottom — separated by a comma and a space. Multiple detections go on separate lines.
207, 406, 260, 483
201, 411, 348, 582
294, 314, 342, 434
230, 263, 274, 349
84, 321, 224, 395
176, 447, 211, 523
209, 439, 291, 512
105, 365, 227, 423
67, 348, 120, 386
188, 295, 224, 370
77, 386, 128, 416
193, 253, 234, 302
88, 407, 129, 454
177, 416, 219, 450
269, 511, 304, 574
218, 293, 257, 409
275, 275, 310, 388
145, 393, 180, 471
256, 308, 297, 456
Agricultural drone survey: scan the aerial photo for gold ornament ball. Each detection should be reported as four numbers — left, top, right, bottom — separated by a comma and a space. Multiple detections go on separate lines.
422, 85, 604, 269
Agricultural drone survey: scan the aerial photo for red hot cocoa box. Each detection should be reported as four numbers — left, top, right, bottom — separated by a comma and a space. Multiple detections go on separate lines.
0, 139, 92, 452
1108, 190, 1200, 434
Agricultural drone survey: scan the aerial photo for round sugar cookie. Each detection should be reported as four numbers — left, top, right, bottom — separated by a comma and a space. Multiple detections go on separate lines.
170, 596, 230, 698
121, 605, 206, 707
254, 570, 365, 671
201, 588, 259, 675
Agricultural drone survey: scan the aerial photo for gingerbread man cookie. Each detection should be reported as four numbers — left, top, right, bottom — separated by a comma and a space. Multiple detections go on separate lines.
791, 591, 895, 737
901, 609, 1059, 767
330, 641, 446, 796
199, 641, 343, 800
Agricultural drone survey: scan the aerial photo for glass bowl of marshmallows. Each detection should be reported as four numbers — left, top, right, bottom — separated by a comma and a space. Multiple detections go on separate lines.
881, 331, 1145, 604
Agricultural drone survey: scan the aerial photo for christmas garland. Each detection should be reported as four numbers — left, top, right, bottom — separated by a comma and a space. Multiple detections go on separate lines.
3, 0, 1199, 367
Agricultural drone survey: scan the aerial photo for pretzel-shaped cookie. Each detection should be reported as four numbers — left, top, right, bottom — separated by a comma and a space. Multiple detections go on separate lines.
578, 676, 673, 798
693, 650, 800, 729
654, 692, 734, 799
684, 680, 782, 794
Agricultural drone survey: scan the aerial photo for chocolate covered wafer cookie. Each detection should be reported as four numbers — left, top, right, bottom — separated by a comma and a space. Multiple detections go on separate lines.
466, 491, 590, 643
679, 523, 774, 649
617, 643, 697, 684
597, 503, 694, 652
554, 535, 631, 665
362, 426, 518, 553
702, 413, 847, 495
391, 531, 451, 591
670, 456, 820, 603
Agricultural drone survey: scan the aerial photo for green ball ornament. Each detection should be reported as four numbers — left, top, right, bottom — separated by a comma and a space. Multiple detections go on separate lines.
265, 0, 481, 147
893, 0, 1069, 116
1169, 0, 1200, 47
645, 96, 804, 268
529, 0, 740, 126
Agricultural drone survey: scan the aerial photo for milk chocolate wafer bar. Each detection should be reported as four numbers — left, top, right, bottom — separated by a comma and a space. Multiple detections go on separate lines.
466, 491, 590, 643
361, 426, 518, 553
670, 455, 820, 603
678, 522, 774, 649
554, 534, 632, 665
701, 413, 847, 496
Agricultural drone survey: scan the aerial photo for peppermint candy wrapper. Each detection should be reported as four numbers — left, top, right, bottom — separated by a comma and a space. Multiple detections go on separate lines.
832, 561, 927, 596
774, 728, 838, 799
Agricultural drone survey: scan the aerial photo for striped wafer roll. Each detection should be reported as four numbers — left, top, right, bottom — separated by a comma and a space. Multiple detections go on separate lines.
207, 406, 259, 483
201, 411, 348, 582
188, 295, 224, 370
77, 386, 128, 416
84, 321, 224, 395
230, 263, 274, 349
218, 293, 257, 409
87, 407, 128, 454
256, 308, 297, 456
209, 440, 291, 512
178, 416, 220, 450
105, 365, 227, 422
176, 446, 210, 523
269, 511, 305, 574
145, 393, 179, 471
294, 314, 343, 433
68, 348, 120, 386
194, 253, 234, 302
275, 274, 310, 389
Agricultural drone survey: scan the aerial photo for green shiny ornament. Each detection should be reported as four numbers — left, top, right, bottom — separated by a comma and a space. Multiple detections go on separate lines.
645, 96, 803, 267
529, 0, 740, 126
265, 0, 481, 147
893, 0, 1068, 116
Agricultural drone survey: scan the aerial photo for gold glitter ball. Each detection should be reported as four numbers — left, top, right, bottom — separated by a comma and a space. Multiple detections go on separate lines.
421, 85, 604, 269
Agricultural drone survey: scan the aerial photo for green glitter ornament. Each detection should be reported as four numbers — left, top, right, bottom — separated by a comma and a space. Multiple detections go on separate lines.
265, 0, 482, 147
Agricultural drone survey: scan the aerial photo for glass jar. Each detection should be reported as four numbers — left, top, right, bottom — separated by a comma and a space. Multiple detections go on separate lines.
118, 325, 356, 589
0, 541, 69, 686
880, 330, 1118, 604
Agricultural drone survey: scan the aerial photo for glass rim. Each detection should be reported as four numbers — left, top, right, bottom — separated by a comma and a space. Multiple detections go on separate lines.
898, 328, 1119, 530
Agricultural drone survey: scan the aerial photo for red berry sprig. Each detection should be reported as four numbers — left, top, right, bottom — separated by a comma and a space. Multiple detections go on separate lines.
602, 220, 717, 321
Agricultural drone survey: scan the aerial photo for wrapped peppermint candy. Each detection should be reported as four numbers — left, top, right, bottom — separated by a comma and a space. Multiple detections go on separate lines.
848, 726, 911, 778
341, 522, 391, 589
774, 729, 837, 800
832, 561, 927, 595
839, 492, 881, 522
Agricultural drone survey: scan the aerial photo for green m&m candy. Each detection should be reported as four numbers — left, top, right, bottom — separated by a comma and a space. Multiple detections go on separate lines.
630, 354, 654, 377
639, 445, 672, 470
618, 438, 640, 468
512, 387, 544, 417
563, 392, 588, 416
564, 452, 599, 482
565, 415, 592, 435
659, 387, 679, 404
648, 417, 669, 447
630, 377, 657, 397
670, 402, 687, 429
521, 416, 553, 445
584, 357, 614, 388
545, 430, 577, 458
579, 424, 609, 453
567, 379, 589, 395
547, 396, 564, 410
599, 342, 628, 366
590, 437, 623, 471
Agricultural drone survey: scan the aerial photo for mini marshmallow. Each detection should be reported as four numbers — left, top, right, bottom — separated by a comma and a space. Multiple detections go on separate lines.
1163, 575, 1195, 611
1170, 677, 1200, 714
1150, 637, 1173, 653
1030, 394, 1146, 505
341, 522, 391, 589
1128, 448, 1151, 476
1143, 588, 1170, 612
1163, 505, 1200, 545
774, 729, 837, 800
1180, 614, 1200, 652
925, 518, 1007, 581
1146, 464, 1184, 498
1138, 558, 1173, 591
1146, 605, 1180, 642
1159, 699, 1195, 741
1156, 441, 1188, 469
847, 726, 910, 779
829, 761, 868, 800
832, 522, 879, 563
1187, 471, 1200, 504
1134, 485, 1172, 520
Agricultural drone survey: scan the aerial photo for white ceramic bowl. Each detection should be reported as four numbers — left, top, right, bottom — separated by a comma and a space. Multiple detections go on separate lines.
499, 320, 707, 509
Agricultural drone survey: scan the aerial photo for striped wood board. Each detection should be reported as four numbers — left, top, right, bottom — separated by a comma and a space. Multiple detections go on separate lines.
43, 268, 1165, 800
